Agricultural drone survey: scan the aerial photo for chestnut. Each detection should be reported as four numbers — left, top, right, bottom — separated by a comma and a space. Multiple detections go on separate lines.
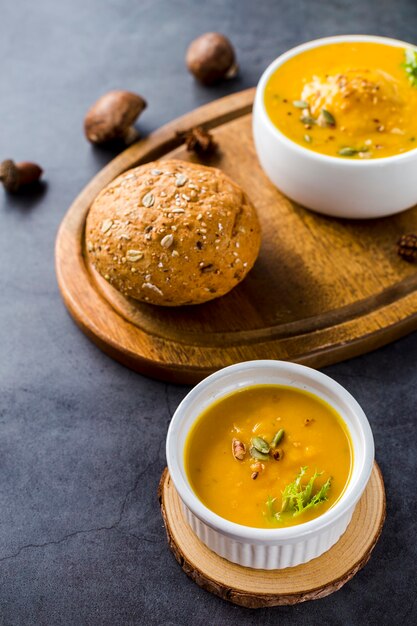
0, 159, 43, 193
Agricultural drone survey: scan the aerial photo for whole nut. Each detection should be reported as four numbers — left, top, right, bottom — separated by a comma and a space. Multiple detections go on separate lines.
0, 159, 43, 193
84, 90, 147, 145
397, 233, 417, 262
186, 32, 237, 85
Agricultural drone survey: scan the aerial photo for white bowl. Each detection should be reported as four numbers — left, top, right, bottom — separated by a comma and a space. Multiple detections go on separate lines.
166, 360, 374, 570
253, 35, 417, 218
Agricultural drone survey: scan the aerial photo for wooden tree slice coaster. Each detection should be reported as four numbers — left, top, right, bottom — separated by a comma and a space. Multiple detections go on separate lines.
158, 463, 385, 608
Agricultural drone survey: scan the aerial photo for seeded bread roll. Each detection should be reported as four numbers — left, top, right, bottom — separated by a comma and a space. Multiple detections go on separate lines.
85, 159, 261, 306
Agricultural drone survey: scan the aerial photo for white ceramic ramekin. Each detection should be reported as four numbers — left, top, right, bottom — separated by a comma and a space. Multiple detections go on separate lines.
253, 35, 417, 219
166, 360, 374, 570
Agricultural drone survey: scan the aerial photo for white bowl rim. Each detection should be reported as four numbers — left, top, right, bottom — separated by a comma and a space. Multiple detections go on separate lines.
166, 360, 375, 543
256, 33, 417, 166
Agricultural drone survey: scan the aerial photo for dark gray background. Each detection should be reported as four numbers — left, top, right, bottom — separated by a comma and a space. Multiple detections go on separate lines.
1, 1, 416, 624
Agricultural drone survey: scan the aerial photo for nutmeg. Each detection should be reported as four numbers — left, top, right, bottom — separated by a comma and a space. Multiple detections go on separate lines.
186, 33, 237, 85
0, 159, 43, 193
84, 90, 147, 145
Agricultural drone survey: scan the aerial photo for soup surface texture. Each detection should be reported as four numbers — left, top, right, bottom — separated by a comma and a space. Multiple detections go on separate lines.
184, 385, 352, 528
264, 42, 417, 159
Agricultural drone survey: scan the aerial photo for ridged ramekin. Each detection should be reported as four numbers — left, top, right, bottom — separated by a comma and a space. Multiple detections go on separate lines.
166, 360, 374, 570
252, 35, 417, 218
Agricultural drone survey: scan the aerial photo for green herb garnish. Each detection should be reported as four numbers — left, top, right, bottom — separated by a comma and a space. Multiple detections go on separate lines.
403, 48, 417, 87
265, 495, 277, 523
265, 466, 331, 523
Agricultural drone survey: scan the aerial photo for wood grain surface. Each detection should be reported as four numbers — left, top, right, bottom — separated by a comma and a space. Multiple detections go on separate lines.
55, 88, 417, 383
158, 464, 386, 608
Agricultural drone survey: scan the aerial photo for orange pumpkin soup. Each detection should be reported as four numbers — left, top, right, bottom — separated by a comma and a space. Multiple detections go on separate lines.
184, 385, 352, 528
264, 41, 417, 159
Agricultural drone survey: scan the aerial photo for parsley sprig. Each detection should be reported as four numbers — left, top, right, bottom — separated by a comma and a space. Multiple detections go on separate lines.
265, 466, 331, 523
403, 48, 417, 87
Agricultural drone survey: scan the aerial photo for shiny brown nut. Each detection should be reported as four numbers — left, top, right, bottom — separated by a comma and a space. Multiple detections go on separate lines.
186, 32, 237, 85
84, 90, 147, 145
0, 159, 43, 192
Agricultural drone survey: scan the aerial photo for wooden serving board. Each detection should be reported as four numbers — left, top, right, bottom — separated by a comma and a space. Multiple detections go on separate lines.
158, 464, 386, 608
55, 88, 417, 383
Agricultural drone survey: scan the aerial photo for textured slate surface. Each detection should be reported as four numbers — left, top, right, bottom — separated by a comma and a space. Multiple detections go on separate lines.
0, 1, 416, 624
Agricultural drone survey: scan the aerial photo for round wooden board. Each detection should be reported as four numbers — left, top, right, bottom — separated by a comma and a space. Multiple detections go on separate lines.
158, 463, 385, 608
55, 88, 417, 383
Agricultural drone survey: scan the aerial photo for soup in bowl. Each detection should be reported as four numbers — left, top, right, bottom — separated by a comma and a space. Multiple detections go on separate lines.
253, 35, 417, 218
185, 384, 352, 529
263, 40, 417, 160
166, 360, 374, 569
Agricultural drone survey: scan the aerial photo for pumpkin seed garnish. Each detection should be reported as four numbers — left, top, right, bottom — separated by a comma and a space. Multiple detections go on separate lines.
320, 109, 336, 127
252, 436, 270, 454
271, 429, 284, 447
338, 146, 359, 157
175, 174, 188, 187
300, 112, 316, 125
250, 447, 269, 461
142, 192, 155, 208
304, 134, 312, 143
293, 99, 309, 109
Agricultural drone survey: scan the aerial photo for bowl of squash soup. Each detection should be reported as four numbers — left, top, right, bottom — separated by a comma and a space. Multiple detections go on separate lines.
253, 35, 417, 218
166, 360, 374, 569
